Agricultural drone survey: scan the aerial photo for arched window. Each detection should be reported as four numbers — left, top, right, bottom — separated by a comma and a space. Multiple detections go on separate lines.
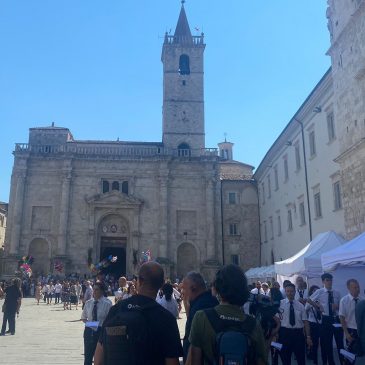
178, 143, 191, 157
102, 181, 110, 194
112, 181, 119, 191
122, 181, 129, 195
179, 54, 190, 75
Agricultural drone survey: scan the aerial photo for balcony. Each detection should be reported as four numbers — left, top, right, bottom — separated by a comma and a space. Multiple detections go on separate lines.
14, 143, 218, 160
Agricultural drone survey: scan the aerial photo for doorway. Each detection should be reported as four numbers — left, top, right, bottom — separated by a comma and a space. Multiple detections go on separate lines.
100, 237, 126, 277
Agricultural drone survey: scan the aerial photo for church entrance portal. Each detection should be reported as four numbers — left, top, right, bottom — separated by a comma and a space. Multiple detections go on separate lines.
100, 237, 126, 277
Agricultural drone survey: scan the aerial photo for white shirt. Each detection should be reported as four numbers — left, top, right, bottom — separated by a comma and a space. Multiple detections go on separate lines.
156, 295, 179, 319
276, 298, 307, 329
305, 302, 323, 324
295, 289, 308, 301
48, 285, 54, 294
83, 286, 93, 302
251, 288, 264, 295
54, 283, 62, 294
116, 286, 128, 300
310, 287, 341, 317
81, 297, 112, 327
339, 293, 364, 330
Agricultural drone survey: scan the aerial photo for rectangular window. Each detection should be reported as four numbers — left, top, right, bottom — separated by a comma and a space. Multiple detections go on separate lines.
277, 215, 282, 236
284, 158, 289, 181
228, 192, 236, 204
295, 144, 301, 171
269, 216, 274, 239
327, 112, 336, 142
314, 192, 322, 218
309, 130, 316, 157
261, 183, 266, 204
299, 202, 306, 225
287, 209, 293, 231
229, 223, 238, 236
267, 175, 271, 198
231, 254, 239, 265
333, 181, 342, 210
274, 165, 279, 190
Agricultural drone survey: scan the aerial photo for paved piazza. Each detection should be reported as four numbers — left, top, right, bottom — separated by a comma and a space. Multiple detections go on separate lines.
0, 297, 187, 365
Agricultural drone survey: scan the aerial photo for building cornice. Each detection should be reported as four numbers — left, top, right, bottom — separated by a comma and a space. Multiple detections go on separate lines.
334, 138, 365, 163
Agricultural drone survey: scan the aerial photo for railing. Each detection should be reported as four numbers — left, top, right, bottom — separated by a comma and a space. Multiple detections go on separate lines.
164, 34, 204, 45
14, 143, 218, 159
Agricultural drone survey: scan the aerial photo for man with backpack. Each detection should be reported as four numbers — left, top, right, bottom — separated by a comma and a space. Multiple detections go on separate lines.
94, 261, 182, 365
187, 264, 267, 365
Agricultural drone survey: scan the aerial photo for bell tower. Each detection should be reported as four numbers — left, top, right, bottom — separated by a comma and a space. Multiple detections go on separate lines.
162, 2, 206, 153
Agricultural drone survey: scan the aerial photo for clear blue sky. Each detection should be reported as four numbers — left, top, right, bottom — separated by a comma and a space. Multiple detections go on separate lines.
0, 0, 330, 202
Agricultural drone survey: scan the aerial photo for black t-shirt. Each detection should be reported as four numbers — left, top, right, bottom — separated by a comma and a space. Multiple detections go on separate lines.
4, 285, 22, 311
100, 294, 183, 364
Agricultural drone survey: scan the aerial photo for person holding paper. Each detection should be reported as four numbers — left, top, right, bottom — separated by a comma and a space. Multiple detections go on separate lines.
340, 279, 364, 363
307, 273, 343, 365
81, 282, 112, 365
273, 282, 312, 365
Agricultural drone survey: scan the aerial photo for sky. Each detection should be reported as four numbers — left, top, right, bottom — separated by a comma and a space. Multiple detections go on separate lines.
0, 0, 331, 203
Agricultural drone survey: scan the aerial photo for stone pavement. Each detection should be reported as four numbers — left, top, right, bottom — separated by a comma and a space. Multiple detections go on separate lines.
0, 297, 187, 365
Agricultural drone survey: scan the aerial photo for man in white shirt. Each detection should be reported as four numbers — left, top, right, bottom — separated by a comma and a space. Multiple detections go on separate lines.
115, 276, 128, 303
272, 282, 312, 365
340, 279, 363, 361
261, 282, 270, 297
81, 282, 112, 365
308, 273, 343, 365
295, 276, 308, 305
82, 281, 93, 309
54, 281, 62, 304
250, 281, 264, 295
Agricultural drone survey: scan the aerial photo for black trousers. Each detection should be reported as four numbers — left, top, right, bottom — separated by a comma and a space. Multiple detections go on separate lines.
1, 310, 16, 335
279, 327, 306, 365
320, 316, 344, 365
83, 327, 101, 365
344, 328, 358, 365
308, 321, 321, 364
54, 293, 60, 303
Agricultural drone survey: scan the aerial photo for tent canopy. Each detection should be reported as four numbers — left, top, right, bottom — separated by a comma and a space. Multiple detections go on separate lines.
275, 231, 345, 278
322, 231, 365, 272
245, 265, 275, 280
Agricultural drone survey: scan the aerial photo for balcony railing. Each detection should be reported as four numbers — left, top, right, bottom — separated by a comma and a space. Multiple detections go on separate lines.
14, 143, 218, 159
164, 34, 204, 46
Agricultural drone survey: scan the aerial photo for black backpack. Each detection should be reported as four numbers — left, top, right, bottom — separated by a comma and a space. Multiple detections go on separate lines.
204, 308, 256, 365
102, 300, 158, 365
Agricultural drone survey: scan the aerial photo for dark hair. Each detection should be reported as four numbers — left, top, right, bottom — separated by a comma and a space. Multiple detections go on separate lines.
321, 273, 333, 281
213, 264, 249, 306
308, 285, 320, 296
347, 279, 359, 287
284, 283, 295, 290
184, 271, 207, 291
93, 281, 106, 295
270, 287, 283, 303
283, 280, 292, 287
162, 283, 174, 301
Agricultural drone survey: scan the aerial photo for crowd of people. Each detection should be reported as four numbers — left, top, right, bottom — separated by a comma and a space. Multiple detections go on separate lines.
1, 264, 365, 365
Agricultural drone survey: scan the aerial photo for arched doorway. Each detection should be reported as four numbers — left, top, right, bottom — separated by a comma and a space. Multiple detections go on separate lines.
177, 242, 198, 279
28, 238, 50, 275
98, 214, 128, 277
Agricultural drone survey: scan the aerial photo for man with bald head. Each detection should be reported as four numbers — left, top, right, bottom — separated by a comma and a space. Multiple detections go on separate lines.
94, 262, 182, 365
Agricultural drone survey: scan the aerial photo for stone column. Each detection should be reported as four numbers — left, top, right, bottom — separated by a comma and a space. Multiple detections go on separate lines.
205, 178, 216, 259
158, 175, 169, 258
10, 172, 26, 255
58, 173, 71, 256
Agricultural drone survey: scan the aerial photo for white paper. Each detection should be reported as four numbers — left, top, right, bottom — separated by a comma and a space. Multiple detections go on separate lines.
333, 323, 342, 328
340, 349, 356, 362
85, 321, 99, 328
271, 342, 283, 351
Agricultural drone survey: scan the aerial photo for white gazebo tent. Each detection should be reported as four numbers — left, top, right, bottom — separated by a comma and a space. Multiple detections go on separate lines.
275, 231, 345, 286
321, 231, 365, 296
245, 265, 275, 284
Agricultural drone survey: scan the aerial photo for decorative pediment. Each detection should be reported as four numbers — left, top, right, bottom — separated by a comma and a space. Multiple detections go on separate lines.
85, 190, 143, 207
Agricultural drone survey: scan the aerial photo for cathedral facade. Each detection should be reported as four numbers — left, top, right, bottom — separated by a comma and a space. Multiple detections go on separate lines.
2, 5, 260, 280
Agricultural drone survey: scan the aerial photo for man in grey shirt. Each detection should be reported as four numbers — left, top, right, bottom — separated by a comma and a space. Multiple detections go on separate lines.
356, 299, 365, 356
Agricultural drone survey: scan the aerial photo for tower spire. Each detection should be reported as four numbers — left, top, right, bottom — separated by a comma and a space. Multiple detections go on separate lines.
174, 1, 192, 43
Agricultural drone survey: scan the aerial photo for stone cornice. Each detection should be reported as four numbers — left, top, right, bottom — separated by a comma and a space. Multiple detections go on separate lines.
334, 138, 365, 163
85, 191, 143, 206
